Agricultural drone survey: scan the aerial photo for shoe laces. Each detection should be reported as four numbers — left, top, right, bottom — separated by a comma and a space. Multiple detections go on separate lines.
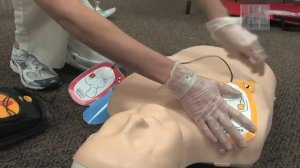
27, 55, 46, 70
14, 50, 29, 61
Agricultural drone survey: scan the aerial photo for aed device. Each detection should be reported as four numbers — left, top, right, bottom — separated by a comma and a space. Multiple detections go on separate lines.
69, 63, 125, 106
225, 81, 258, 142
69, 63, 125, 125
0, 88, 49, 148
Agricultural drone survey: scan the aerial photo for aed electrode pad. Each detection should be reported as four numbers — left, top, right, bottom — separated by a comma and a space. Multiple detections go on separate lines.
225, 81, 258, 142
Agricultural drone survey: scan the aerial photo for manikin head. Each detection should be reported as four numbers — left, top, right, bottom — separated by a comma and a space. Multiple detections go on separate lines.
73, 46, 276, 168
73, 104, 184, 168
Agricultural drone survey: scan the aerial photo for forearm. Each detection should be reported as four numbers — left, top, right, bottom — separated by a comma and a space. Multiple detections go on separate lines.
196, 0, 228, 19
34, 0, 174, 84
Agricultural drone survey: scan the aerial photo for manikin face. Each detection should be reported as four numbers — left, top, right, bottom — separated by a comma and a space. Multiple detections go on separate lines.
74, 104, 184, 168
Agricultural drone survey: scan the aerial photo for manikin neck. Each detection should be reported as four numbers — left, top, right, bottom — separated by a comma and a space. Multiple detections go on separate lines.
176, 119, 205, 168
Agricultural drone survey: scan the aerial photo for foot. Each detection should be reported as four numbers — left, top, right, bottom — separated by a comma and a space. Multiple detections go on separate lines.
10, 47, 62, 90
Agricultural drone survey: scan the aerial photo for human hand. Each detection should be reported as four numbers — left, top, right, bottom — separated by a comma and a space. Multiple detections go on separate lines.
166, 63, 257, 150
206, 17, 267, 64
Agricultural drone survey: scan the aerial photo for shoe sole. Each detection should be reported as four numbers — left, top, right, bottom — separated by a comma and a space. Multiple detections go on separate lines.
10, 59, 44, 90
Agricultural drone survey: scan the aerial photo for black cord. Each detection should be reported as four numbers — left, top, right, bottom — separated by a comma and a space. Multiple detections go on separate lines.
2, 96, 16, 116
180, 55, 234, 82
0, 90, 25, 122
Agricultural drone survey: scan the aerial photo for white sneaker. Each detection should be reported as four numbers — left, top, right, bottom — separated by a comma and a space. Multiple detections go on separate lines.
10, 47, 62, 90
96, 7, 116, 18
94, 0, 116, 18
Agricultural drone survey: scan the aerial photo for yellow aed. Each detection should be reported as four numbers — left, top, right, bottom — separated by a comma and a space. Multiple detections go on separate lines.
225, 81, 258, 142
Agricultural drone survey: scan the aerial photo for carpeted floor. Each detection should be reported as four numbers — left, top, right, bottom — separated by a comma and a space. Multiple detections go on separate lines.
0, 0, 299, 167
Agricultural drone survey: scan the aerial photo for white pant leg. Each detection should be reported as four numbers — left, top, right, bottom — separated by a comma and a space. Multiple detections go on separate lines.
66, 0, 113, 71
12, 0, 69, 69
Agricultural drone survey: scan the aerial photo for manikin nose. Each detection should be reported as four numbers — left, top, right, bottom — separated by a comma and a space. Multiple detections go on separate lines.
123, 114, 149, 134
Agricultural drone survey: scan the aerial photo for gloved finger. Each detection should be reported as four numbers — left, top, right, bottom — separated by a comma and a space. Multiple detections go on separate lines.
247, 50, 266, 64
218, 82, 242, 99
207, 118, 232, 150
217, 112, 247, 148
240, 53, 266, 75
241, 40, 267, 64
226, 49, 263, 74
252, 62, 265, 76
227, 105, 257, 133
198, 121, 218, 143
245, 41, 268, 64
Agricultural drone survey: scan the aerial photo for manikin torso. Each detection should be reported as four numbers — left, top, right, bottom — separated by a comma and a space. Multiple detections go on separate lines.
72, 46, 277, 168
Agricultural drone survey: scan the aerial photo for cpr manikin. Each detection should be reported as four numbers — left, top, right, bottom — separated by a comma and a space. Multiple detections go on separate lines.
72, 46, 277, 167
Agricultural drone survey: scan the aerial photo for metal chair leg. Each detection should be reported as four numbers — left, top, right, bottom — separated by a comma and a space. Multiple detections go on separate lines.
186, 0, 192, 15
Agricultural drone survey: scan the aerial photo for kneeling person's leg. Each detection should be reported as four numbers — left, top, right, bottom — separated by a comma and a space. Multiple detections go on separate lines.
11, 0, 68, 89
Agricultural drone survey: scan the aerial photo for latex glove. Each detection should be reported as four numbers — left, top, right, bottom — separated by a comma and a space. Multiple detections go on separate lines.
206, 17, 267, 64
166, 62, 257, 150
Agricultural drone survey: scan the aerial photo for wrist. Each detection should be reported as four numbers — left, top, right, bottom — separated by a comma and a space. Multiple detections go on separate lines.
149, 58, 175, 85
196, 0, 229, 20
166, 63, 197, 98
206, 17, 241, 35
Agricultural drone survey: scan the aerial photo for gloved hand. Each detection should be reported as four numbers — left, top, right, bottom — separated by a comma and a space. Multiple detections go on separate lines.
166, 62, 257, 150
206, 17, 267, 64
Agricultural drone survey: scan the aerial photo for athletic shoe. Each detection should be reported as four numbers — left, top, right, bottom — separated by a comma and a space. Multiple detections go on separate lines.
10, 47, 62, 90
